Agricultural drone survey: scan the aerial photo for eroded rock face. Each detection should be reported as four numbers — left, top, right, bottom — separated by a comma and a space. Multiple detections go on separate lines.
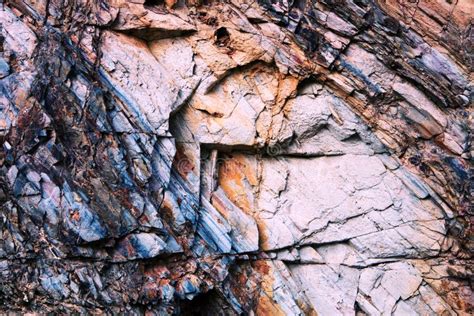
0, 0, 472, 314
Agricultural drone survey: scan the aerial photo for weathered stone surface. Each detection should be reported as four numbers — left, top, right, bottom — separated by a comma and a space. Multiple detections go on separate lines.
211, 187, 259, 253
100, 30, 185, 134
0, 0, 472, 314
290, 264, 360, 315
111, 3, 197, 40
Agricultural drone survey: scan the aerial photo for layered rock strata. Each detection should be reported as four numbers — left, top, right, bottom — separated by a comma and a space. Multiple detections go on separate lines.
0, 0, 472, 314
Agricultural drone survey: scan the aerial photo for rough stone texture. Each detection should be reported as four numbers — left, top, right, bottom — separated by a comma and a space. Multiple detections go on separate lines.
0, 0, 472, 315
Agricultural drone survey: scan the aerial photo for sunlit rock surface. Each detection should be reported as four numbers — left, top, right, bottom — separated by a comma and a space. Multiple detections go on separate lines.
0, 0, 472, 314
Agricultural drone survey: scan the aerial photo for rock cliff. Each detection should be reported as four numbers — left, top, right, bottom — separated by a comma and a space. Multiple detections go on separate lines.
0, 0, 472, 314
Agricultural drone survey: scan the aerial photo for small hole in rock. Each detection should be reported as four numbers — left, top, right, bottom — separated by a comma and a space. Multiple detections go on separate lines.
214, 27, 230, 47
144, 0, 164, 6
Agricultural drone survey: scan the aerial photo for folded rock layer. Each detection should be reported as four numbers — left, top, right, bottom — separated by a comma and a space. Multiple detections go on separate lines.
0, 0, 472, 315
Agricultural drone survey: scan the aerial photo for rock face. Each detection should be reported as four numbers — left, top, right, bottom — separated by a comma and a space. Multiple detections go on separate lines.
0, 0, 472, 314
